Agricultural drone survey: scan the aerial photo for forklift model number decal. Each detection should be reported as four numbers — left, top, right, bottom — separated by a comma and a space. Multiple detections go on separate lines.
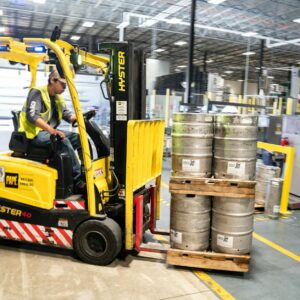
19, 176, 34, 189
0, 205, 31, 218
94, 168, 104, 178
116, 101, 127, 121
5, 173, 19, 188
0, 167, 4, 182
118, 51, 126, 92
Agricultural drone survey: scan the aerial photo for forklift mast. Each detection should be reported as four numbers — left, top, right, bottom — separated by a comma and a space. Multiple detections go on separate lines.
98, 42, 146, 186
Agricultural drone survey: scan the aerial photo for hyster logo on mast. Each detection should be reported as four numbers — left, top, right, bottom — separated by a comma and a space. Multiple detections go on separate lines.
118, 51, 126, 92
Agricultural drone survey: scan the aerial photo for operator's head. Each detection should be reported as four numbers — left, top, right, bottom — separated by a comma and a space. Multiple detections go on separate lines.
48, 69, 66, 94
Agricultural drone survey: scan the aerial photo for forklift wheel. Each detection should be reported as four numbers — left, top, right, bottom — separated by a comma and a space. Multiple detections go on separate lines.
73, 218, 122, 265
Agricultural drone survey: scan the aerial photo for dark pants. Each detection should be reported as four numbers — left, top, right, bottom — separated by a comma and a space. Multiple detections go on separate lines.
32, 131, 83, 182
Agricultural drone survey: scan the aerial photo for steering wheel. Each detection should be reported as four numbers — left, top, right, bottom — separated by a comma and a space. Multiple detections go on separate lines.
72, 110, 96, 127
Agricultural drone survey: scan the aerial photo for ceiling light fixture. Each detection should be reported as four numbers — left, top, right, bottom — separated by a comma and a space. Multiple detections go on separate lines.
206, 59, 214, 63
70, 35, 81, 41
154, 48, 165, 52
267, 76, 274, 79
293, 18, 300, 23
224, 70, 233, 74
32, 0, 46, 4
243, 31, 258, 37
207, 0, 226, 5
174, 41, 187, 46
0, 9, 3, 16
166, 18, 182, 24
238, 79, 244, 82
242, 51, 256, 56
0, 27, 5, 33
177, 65, 187, 68
82, 21, 95, 27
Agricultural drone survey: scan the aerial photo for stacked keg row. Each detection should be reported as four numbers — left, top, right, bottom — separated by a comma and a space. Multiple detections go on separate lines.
212, 114, 257, 254
170, 113, 258, 254
171, 113, 213, 251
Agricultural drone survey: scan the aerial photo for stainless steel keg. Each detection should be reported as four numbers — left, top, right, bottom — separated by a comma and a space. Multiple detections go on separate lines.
265, 178, 283, 219
211, 197, 255, 254
172, 113, 213, 177
214, 114, 258, 180
170, 194, 211, 251
255, 165, 281, 205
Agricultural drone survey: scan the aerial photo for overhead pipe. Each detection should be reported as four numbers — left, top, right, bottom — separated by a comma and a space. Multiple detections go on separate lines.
116, 11, 300, 49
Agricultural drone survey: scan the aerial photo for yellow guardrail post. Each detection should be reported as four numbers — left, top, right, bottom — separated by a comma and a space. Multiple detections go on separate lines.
286, 98, 293, 115
257, 142, 295, 215
252, 96, 256, 113
278, 97, 283, 115
238, 95, 242, 114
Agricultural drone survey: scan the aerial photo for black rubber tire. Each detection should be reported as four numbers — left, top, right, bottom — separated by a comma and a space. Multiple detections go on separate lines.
73, 218, 122, 265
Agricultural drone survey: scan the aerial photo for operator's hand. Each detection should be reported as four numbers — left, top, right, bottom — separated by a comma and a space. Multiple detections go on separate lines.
70, 114, 76, 124
50, 129, 66, 139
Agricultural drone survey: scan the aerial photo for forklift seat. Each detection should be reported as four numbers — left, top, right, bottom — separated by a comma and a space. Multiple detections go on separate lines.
9, 110, 52, 162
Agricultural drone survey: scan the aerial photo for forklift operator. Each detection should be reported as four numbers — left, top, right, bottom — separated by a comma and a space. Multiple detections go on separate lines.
19, 69, 85, 192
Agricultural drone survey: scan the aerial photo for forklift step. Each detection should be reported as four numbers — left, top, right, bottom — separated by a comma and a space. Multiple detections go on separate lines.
54, 195, 85, 210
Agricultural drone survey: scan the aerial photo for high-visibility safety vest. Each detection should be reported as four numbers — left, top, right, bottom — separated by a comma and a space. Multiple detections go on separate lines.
19, 85, 66, 139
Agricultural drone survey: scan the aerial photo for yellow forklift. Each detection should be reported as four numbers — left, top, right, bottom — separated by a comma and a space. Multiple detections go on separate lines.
0, 34, 164, 265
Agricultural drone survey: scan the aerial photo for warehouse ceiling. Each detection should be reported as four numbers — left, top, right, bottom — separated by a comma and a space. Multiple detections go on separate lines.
0, 0, 300, 83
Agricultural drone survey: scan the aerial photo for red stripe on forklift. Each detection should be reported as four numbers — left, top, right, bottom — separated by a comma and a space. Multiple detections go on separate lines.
19, 223, 38, 243
66, 202, 78, 209
33, 225, 50, 244
54, 200, 85, 210
59, 229, 72, 245
0, 222, 14, 240
50, 231, 65, 247
5, 220, 25, 241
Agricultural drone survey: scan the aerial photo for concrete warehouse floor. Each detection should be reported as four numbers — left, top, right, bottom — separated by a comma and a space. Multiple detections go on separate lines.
0, 157, 300, 300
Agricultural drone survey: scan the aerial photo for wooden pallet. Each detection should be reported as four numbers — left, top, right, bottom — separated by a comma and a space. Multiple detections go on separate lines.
288, 195, 300, 209
169, 177, 255, 198
166, 248, 250, 272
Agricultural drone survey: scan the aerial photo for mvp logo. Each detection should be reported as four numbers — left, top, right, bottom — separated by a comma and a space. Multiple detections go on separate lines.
118, 51, 126, 92
5, 173, 19, 188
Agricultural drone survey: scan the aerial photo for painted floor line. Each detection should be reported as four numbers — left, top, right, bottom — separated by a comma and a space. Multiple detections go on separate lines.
193, 270, 236, 300
253, 232, 300, 263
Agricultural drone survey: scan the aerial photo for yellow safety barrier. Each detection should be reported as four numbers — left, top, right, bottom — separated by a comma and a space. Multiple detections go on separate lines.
238, 95, 243, 114
272, 100, 278, 115
286, 98, 293, 115
257, 142, 295, 215
252, 96, 256, 113
278, 97, 283, 115
125, 120, 164, 249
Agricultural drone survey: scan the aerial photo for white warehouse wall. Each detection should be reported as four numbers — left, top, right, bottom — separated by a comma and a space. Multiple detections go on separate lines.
146, 59, 170, 91
224, 80, 258, 95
